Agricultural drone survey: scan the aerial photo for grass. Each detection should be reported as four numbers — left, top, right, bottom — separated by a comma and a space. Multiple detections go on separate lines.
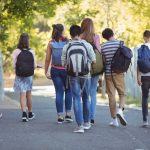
97, 93, 150, 108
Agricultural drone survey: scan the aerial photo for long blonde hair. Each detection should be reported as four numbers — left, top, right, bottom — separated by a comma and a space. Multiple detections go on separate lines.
81, 18, 95, 43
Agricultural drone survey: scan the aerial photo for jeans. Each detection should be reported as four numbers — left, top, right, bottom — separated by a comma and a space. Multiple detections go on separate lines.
90, 75, 99, 120
69, 77, 91, 125
51, 67, 72, 115
141, 76, 150, 122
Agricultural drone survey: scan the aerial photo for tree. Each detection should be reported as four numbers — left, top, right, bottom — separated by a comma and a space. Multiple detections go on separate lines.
0, 0, 81, 72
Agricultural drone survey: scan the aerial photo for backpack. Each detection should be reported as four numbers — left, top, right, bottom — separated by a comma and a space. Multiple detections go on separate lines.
111, 41, 133, 73
51, 40, 67, 66
90, 44, 104, 76
16, 49, 34, 77
66, 41, 90, 77
138, 45, 150, 73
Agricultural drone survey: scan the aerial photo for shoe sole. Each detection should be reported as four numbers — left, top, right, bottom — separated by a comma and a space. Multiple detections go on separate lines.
73, 130, 84, 133
57, 121, 64, 124
65, 119, 73, 123
83, 126, 91, 130
109, 124, 119, 127
28, 115, 35, 120
117, 114, 127, 126
142, 124, 149, 128
22, 118, 28, 122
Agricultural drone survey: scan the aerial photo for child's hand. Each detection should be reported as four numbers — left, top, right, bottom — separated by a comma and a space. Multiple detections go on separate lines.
37, 64, 43, 68
137, 75, 142, 86
45, 72, 51, 79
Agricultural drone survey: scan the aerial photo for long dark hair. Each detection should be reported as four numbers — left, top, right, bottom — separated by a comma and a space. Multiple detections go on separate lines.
51, 24, 64, 42
17, 33, 29, 49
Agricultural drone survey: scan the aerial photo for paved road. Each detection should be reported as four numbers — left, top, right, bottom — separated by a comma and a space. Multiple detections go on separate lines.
0, 86, 150, 150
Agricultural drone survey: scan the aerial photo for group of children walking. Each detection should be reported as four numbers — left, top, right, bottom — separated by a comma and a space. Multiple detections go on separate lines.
12, 18, 150, 133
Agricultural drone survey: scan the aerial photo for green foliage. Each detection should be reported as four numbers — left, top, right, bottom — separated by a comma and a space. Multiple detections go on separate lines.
52, 0, 150, 47
0, 0, 80, 72
0, 0, 150, 72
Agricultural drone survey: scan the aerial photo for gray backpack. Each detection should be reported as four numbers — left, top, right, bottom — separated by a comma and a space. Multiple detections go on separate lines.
66, 41, 90, 77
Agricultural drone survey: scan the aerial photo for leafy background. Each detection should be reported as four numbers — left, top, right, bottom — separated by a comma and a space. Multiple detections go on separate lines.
0, 0, 150, 72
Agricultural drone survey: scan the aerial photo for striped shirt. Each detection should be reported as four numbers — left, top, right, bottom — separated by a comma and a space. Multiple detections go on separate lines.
101, 40, 120, 75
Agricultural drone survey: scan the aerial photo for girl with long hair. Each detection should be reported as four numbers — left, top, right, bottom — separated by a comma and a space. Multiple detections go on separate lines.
45, 24, 73, 123
80, 18, 101, 125
12, 33, 36, 122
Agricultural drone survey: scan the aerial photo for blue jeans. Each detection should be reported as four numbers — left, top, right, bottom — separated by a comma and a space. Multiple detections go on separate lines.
69, 77, 91, 125
51, 67, 72, 115
90, 75, 99, 120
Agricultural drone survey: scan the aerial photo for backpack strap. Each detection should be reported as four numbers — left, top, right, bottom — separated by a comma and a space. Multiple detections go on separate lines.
120, 41, 124, 47
66, 41, 89, 61
20, 48, 31, 51
80, 77, 88, 96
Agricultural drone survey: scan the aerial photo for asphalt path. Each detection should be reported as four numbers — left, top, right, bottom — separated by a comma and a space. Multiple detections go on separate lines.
0, 86, 150, 150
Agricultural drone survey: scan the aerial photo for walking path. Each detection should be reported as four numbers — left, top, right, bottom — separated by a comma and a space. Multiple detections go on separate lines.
0, 85, 150, 150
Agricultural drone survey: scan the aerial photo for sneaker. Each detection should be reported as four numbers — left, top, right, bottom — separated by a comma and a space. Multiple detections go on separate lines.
57, 116, 64, 124
83, 122, 91, 130
117, 108, 127, 126
73, 125, 84, 133
22, 112, 28, 122
0, 113, 2, 119
109, 118, 119, 127
28, 112, 35, 120
65, 115, 73, 123
142, 121, 149, 127
90, 119, 95, 125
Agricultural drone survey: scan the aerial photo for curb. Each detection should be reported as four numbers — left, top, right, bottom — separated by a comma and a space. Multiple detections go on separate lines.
0, 95, 20, 109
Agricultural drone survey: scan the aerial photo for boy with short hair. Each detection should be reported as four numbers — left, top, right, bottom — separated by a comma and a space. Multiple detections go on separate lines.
101, 28, 127, 127
137, 30, 150, 127
62, 25, 96, 133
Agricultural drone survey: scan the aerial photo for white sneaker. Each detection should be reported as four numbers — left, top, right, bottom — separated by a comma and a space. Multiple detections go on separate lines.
0, 113, 2, 119
109, 118, 119, 127
142, 121, 149, 127
117, 108, 127, 126
73, 125, 84, 133
83, 122, 91, 130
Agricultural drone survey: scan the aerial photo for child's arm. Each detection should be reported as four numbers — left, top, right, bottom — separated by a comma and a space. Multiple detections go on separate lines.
12, 49, 21, 69
45, 42, 52, 79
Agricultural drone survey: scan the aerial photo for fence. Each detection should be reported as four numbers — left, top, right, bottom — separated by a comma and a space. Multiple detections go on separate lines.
125, 45, 141, 98
0, 50, 4, 101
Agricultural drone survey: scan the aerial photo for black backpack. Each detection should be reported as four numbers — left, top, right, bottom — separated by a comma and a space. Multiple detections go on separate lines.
16, 49, 34, 77
111, 41, 133, 73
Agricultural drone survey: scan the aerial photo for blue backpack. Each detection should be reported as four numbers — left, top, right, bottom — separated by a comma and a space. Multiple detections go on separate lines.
51, 40, 67, 66
138, 45, 150, 73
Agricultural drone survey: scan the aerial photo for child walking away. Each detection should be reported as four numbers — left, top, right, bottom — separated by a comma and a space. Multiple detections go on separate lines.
45, 24, 73, 124
80, 18, 102, 125
137, 30, 150, 127
12, 33, 36, 122
62, 25, 96, 133
101, 28, 131, 127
